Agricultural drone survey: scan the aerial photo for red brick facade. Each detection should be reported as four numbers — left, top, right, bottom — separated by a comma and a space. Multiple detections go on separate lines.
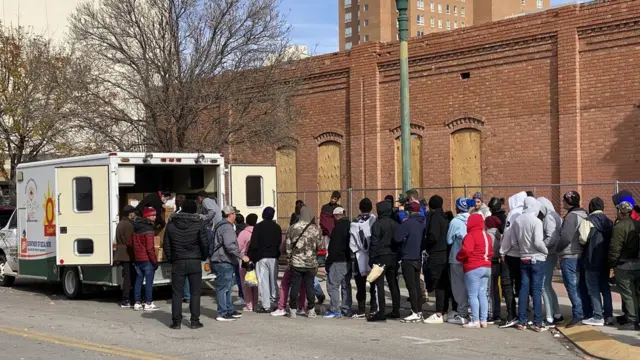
228, 0, 640, 214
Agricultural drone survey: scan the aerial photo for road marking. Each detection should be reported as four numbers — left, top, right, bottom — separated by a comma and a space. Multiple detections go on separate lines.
0, 326, 182, 360
401, 336, 461, 345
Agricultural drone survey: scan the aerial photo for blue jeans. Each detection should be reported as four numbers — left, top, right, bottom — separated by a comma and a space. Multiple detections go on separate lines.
213, 263, 235, 317
542, 254, 560, 321
314, 277, 324, 297
519, 260, 545, 326
464, 267, 491, 323
134, 261, 156, 303
561, 258, 584, 319
184, 278, 191, 300
584, 269, 613, 320
235, 263, 244, 299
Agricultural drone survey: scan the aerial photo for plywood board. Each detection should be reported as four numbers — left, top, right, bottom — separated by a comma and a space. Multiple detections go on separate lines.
276, 148, 297, 227
318, 142, 341, 214
451, 129, 482, 203
395, 135, 423, 190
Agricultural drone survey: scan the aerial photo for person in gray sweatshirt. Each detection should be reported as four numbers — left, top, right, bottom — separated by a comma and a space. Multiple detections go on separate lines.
537, 197, 564, 326
513, 197, 548, 331
557, 191, 591, 328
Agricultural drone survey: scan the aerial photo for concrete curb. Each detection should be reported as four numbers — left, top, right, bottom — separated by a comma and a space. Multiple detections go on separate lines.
558, 325, 640, 360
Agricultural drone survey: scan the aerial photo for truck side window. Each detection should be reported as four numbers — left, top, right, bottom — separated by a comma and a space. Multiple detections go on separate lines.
245, 176, 263, 207
73, 177, 93, 212
9, 211, 17, 229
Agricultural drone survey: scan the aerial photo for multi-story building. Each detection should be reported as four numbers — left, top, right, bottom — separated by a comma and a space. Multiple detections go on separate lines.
339, 0, 550, 51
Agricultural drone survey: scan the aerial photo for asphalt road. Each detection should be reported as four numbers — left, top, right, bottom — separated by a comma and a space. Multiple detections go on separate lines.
0, 279, 584, 360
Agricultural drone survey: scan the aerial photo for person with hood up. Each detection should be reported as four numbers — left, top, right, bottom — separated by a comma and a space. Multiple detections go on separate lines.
367, 199, 401, 322
485, 216, 503, 324
488, 197, 507, 234
394, 202, 426, 322
319, 191, 342, 260
497, 191, 527, 328
162, 200, 208, 329
447, 197, 472, 325
581, 198, 614, 327
456, 213, 493, 328
608, 201, 640, 331
471, 192, 492, 219
557, 191, 591, 328
130, 207, 160, 312
286, 206, 324, 319
537, 197, 564, 326
247, 207, 282, 313
324, 206, 353, 319
349, 198, 378, 318
237, 213, 259, 312
423, 195, 453, 324
512, 197, 547, 332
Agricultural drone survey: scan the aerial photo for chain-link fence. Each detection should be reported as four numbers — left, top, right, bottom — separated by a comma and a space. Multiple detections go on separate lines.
277, 181, 640, 224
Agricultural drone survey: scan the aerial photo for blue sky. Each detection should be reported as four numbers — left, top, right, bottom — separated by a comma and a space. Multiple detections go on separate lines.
279, 0, 581, 55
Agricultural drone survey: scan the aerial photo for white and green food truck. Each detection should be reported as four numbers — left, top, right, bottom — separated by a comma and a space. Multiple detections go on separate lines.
0, 152, 276, 299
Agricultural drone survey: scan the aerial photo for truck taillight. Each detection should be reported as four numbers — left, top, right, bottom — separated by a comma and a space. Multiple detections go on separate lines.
120, 158, 130, 163
168, 158, 175, 163
176, 158, 182, 163
160, 158, 167, 162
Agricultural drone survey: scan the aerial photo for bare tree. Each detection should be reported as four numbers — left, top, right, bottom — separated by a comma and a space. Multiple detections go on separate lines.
69, 0, 305, 153
0, 25, 96, 189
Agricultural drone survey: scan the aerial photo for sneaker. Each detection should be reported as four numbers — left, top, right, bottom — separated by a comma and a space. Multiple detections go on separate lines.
402, 311, 423, 322
352, 312, 367, 319
616, 314, 629, 325
618, 323, 636, 331
233, 298, 246, 306
499, 319, 518, 329
307, 309, 317, 318
447, 315, 468, 325
385, 312, 401, 319
143, 302, 159, 311
230, 311, 243, 318
296, 309, 306, 316
367, 312, 387, 322
583, 317, 605, 326
120, 301, 132, 308
553, 315, 565, 324
605, 317, 616, 326
133, 303, 143, 311
289, 310, 297, 319
462, 322, 480, 329
543, 320, 556, 328
480, 321, 488, 328
565, 318, 583, 328
190, 320, 204, 329
216, 314, 237, 322
271, 309, 287, 317
169, 321, 181, 330
516, 323, 526, 330
423, 313, 444, 324
255, 308, 271, 314
242, 307, 253, 312
323, 311, 342, 319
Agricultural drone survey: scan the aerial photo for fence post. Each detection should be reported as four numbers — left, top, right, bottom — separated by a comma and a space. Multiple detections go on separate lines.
463, 184, 468, 198
533, 186, 537, 196
615, 180, 619, 194
303, 191, 306, 204
273, 189, 277, 214
348, 188, 353, 220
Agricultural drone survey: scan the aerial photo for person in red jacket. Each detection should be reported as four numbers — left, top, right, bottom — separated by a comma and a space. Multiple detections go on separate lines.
130, 207, 159, 311
456, 213, 493, 328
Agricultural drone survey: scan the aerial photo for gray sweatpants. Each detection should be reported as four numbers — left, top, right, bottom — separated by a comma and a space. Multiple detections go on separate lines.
327, 262, 352, 314
450, 263, 469, 316
256, 258, 278, 310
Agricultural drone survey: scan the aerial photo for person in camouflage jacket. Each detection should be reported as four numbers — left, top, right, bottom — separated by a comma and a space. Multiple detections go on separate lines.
286, 206, 324, 317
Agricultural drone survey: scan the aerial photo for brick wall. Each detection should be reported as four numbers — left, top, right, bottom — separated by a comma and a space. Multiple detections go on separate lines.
225, 0, 640, 208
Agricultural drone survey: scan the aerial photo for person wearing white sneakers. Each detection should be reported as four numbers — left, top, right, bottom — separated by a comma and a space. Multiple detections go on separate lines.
447, 198, 472, 325
423, 195, 452, 325
131, 207, 160, 312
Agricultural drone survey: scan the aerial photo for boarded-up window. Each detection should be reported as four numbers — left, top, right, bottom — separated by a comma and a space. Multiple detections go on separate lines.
395, 135, 423, 190
451, 129, 481, 202
318, 141, 341, 212
276, 148, 297, 227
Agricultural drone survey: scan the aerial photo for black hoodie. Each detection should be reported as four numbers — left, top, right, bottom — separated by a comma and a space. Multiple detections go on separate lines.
424, 208, 450, 263
247, 219, 282, 263
583, 212, 614, 271
369, 200, 399, 265
162, 213, 208, 263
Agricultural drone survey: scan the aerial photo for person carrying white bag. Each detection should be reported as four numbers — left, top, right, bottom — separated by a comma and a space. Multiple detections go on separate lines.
349, 198, 378, 318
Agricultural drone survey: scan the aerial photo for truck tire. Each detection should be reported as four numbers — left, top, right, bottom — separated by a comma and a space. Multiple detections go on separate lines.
62, 267, 83, 299
0, 254, 15, 287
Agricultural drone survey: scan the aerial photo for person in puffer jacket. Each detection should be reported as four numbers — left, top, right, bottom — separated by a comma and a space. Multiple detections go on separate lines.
537, 196, 564, 325
130, 207, 159, 312
349, 198, 377, 318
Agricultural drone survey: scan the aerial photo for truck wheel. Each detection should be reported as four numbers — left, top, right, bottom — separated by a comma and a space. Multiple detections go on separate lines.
0, 254, 15, 287
62, 267, 82, 299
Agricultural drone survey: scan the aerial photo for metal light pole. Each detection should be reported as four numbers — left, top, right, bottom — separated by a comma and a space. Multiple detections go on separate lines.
396, 0, 412, 193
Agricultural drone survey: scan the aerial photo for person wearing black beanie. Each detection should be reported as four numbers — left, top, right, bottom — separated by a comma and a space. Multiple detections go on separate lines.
247, 206, 282, 313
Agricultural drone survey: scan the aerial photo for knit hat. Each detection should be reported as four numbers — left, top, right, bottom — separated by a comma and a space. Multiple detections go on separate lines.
472, 192, 483, 201
181, 199, 198, 214
142, 207, 156, 218
331, 191, 341, 200
485, 215, 502, 230
563, 191, 581, 207
406, 202, 421, 213
620, 196, 636, 208
612, 190, 634, 206
618, 201, 633, 213
122, 205, 136, 216
455, 197, 469, 212
588, 197, 605, 214
262, 206, 275, 220
428, 195, 443, 210
488, 197, 504, 214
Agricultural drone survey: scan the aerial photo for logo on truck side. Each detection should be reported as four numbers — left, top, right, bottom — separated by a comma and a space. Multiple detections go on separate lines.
43, 183, 56, 237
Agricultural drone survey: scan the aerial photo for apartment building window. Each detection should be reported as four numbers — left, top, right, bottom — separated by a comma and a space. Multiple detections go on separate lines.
345, 27, 352, 37
461, 7, 465, 17
417, 30, 424, 37
357, 10, 360, 19
430, 16, 435, 28
454, 20, 458, 29
438, 19, 442, 29
364, 19, 369, 26
461, 21, 465, 27
417, 15, 425, 25
345, 0, 351, 8
446, 19, 450, 30
345, 42, 352, 50
397, 19, 399, 28
364, 34, 369, 42
364, 4, 369, 11
446, 4, 450, 14
345, 13, 352, 23
537, 0, 543, 8
454, 5, 457, 15
417, 0, 424, 10
438, 4, 442, 13
430, 0, 434, 12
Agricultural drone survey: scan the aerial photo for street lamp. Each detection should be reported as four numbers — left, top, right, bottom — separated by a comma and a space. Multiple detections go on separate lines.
396, 0, 412, 193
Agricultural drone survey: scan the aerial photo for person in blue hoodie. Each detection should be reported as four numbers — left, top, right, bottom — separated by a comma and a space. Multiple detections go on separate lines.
581, 197, 614, 326
447, 197, 471, 325
394, 202, 426, 323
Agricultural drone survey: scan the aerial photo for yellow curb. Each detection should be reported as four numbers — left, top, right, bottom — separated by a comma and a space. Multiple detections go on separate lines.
558, 325, 640, 360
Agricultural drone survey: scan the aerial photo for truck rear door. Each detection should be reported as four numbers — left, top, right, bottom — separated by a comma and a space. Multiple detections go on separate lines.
56, 166, 111, 266
229, 165, 277, 219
